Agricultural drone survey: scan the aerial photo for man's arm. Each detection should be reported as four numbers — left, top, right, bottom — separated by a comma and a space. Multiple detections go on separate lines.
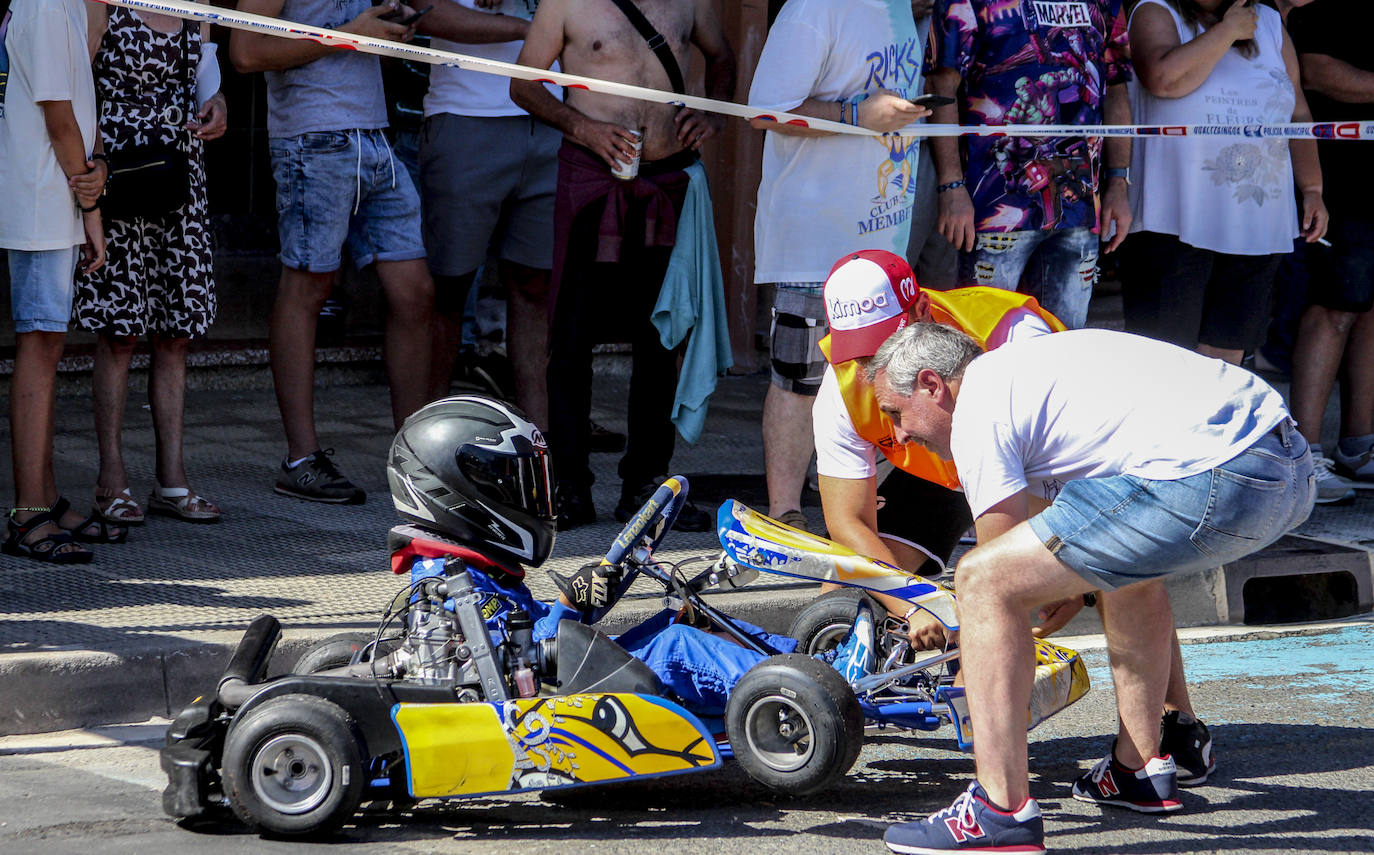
229, 0, 415, 73
1301, 52, 1374, 103
1283, 30, 1327, 243
420, 0, 529, 44
509, 0, 636, 168
673, 0, 736, 150
41, 101, 97, 199
927, 67, 975, 251
1099, 81, 1131, 253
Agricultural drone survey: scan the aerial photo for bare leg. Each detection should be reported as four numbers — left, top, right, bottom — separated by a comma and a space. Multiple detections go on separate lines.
376, 258, 435, 429
505, 260, 551, 430
149, 335, 190, 488
763, 384, 814, 517
9, 330, 85, 556
1161, 630, 1195, 718
428, 271, 475, 401
270, 266, 334, 460
952, 524, 1097, 808
1099, 581, 1176, 767
1195, 343, 1244, 365
1337, 307, 1374, 440
93, 333, 138, 492
1290, 304, 1355, 445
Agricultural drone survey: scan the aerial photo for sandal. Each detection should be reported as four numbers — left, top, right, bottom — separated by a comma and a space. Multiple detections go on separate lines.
3, 506, 94, 564
147, 484, 222, 523
94, 485, 145, 525
52, 496, 129, 544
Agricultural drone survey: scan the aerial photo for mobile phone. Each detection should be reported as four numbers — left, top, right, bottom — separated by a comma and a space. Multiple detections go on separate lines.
910, 94, 955, 108
380, 4, 432, 25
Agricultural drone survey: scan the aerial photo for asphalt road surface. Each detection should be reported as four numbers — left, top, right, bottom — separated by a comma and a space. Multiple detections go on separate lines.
1, 621, 1371, 855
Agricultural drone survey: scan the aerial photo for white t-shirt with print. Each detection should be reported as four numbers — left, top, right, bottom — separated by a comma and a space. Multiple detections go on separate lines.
750, 0, 922, 284
951, 329, 1290, 519
423, 0, 559, 118
0, 0, 96, 250
814, 308, 1053, 480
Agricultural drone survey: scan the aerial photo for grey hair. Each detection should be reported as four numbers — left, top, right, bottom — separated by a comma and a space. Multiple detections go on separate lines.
865, 322, 982, 395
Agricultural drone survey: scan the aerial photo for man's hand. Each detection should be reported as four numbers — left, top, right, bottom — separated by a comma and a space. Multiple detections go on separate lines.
573, 116, 639, 170
80, 210, 106, 274
674, 107, 723, 151
190, 92, 229, 141
1032, 596, 1085, 638
1220, 0, 1258, 44
69, 159, 107, 210
1299, 188, 1329, 243
938, 186, 977, 252
857, 89, 928, 134
1100, 180, 1132, 253
911, 0, 935, 18
905, 609, 950, 651
340, 3, 417, 42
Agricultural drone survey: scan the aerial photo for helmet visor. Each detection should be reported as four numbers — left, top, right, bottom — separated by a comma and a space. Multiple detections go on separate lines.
457, 443, 555, 522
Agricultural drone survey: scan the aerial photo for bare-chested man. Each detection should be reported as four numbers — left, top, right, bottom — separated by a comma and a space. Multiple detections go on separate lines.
510, 0, 734, 532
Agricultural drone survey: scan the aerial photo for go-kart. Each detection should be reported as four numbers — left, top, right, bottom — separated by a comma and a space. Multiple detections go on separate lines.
161, 476, 1088, 836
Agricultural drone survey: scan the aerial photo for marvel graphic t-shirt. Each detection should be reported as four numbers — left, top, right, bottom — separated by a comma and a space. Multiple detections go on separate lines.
927, 0, 1131, 233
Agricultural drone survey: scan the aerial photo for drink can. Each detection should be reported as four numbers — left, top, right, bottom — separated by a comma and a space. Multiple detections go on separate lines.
612, 128, 644, 180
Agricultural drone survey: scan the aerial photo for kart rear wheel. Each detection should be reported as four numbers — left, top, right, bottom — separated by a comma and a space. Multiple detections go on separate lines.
725, 654, 863, 796
788, 589, 883, 656
222, 694, 365, 837
292, 633, 397, 675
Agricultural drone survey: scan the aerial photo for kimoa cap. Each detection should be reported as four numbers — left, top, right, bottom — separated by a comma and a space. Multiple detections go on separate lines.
823, 249, 921, 364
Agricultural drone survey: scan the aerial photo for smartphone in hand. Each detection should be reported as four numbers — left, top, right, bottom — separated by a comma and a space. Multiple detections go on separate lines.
910, 94, 955, 108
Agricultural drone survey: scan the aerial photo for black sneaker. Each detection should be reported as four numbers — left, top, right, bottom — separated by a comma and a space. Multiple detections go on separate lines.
274, 449, 366, 504
615, 477, 711, 533
555, 484, 596, 531
1161, 710, 1216, 786
588, 420, 627, 454
1071, 746, 1182, 813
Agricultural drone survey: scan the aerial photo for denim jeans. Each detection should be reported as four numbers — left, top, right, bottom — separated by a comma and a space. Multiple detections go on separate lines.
9, 246, 79, 333
268, 128, 425, 272
1029, 419, 1315, 591
959, 226, 1098, 329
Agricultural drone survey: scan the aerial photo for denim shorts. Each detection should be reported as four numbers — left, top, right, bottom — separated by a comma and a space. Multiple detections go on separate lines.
269, 128, 426, 272
9, 246, 79, 333
1028, 420, 1315, 592
960, 226, 1098, 329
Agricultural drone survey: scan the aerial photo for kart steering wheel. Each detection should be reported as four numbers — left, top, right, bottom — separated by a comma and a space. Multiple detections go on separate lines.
601, 475, 688, 569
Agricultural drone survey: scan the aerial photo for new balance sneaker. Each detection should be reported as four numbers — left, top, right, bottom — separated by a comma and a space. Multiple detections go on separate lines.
1333, 438, 1374, 482
274, 449, 366, 504
1071, 747, 1182, 813
830, 600, 876, 684
884, 782, 1045, 854
1311, 454, 1356, 505
1161, 710, 1216, 787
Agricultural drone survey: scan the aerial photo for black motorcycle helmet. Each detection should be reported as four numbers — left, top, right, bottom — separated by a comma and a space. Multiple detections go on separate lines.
387, 395, 556, 566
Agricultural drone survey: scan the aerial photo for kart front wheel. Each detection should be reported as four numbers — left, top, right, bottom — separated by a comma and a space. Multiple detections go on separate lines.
788, 588, 883, 656
222, 694, 365, 837
725, 654, 863, 796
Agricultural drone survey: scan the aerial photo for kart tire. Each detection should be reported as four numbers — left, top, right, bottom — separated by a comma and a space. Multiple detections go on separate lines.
222, 694, 366, 837
291, 633, 396, 675
725, 654, 863, 796
788, 589, 884, 656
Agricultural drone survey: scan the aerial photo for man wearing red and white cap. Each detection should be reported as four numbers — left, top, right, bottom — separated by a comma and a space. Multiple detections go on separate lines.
814, 250, 1063, 638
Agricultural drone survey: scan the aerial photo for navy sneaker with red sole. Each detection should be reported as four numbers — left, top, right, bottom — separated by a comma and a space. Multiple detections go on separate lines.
1071, 750, 1182, 813
884, 782, 1046, 854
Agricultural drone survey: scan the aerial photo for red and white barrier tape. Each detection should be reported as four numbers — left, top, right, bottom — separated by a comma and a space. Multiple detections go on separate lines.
102, 0, 1374, 142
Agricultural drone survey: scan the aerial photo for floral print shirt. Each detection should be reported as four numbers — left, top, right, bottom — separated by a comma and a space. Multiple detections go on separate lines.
927, 0, 1132, 232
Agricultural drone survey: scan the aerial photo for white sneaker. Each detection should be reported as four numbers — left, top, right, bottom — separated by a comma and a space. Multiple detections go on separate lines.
1333, 440, 1374, 482
1312, 454, 1356, 505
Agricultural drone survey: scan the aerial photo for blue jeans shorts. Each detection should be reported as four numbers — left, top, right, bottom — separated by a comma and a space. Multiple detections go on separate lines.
960, 226, 1098, 329
269, 128, 426, 272
9, 246, 79, 333
1028, 420, 1315, 592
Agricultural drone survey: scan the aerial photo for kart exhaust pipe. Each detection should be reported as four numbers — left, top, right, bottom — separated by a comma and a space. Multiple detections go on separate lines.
217, 614, 281, 709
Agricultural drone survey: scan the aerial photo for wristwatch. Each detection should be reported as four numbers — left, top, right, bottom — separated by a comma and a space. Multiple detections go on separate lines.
1104, 167, 1130, 185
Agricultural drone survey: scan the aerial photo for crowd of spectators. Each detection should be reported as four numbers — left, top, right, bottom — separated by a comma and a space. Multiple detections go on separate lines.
2, 0, 1369, 566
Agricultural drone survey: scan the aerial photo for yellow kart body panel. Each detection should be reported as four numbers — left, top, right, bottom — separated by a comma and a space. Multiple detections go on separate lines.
393, 693, 719, 798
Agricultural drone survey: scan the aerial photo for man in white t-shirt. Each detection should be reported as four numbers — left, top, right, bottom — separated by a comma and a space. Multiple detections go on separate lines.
418, 0, 559, 424
0, 0, 112, 563
748, 0, 929, 532
869, 325, 1314, 853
